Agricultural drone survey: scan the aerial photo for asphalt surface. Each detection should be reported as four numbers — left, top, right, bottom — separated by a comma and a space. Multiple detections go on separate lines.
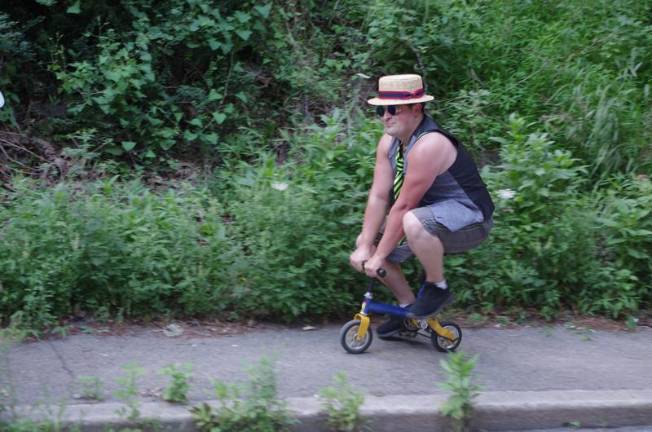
2, 320, 652, 430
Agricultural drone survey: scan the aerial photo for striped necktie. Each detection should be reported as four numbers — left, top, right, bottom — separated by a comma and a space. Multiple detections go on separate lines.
393, 146, 404, 202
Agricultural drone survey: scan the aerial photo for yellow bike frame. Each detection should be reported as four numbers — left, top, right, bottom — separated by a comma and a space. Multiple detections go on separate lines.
352, 312, 455, 342
354, 313, 371, 340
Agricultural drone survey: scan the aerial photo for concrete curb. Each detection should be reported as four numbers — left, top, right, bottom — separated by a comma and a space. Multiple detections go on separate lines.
5, 390, 652, 431
473, 390, 652, 430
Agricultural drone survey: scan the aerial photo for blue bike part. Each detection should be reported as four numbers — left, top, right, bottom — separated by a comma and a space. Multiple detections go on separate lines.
365, 300, 409, 317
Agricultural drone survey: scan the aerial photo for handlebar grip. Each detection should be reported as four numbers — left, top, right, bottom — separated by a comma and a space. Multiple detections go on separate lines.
377, 268, 387, 278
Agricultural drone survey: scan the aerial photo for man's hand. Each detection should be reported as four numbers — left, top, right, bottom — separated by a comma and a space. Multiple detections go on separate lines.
349, 244, 374, 273
363, 254, 385, 278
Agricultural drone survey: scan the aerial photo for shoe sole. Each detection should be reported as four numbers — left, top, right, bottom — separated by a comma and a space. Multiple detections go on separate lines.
377, 320, 411, 340
378, 329, 420, 341
406, 293, 454, 319
382, 327, 437, 345
377, 327, 403, 340
378, 334, 400, 340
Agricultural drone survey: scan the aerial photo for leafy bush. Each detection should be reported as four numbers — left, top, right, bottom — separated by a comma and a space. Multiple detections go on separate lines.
161, 363, 192, 404
76, 375, 104, 401
47, 1, 275, 159
114, 363, 145, 422
219, 111, 376, 320
0, 12, 33, 128
320, 372, 366, 432
1, 0, 374, 165
0, 112, 381, 329
431, 0, 651, 178
439, 352, 480, 432
591, 175, 652, 314
0, 178, 242, 329
191, 358, 295, 432
1, 0, 650, 326
448, 116, 648, 318
2, 0, 650, 174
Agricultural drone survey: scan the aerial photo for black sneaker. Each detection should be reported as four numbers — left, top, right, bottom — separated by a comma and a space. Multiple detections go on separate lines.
377, 306, 411, 340
408, 283, 453, 318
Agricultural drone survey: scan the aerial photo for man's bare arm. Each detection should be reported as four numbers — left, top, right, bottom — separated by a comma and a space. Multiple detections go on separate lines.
349, 134, 394, 271
355, 134, 394, 247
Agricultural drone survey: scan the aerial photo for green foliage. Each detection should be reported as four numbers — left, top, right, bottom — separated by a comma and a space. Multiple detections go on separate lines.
0, 317, 27, 420
447, 115, 650, 319
319, 372, 366, 432
0, 12, 32, 127
160, 363, 192, 404
216, 111, 376, 321
46, 0, 272, 159
0, 111, 379, 329
2, 0, 372, 164
1, 106, 649, 329
363, 0, 476, 86
191, 358, 295, 432
456, 1, 649, 177
114, 363, 144, 421
0, 178, 242, 329
0, 0, 650, 324
592, 175, 652, 313
449, 116, 590, 314
439, 352, 480, 432
2, 0, 650, 174
76, 375, 104, 401
0, 419, 59, 432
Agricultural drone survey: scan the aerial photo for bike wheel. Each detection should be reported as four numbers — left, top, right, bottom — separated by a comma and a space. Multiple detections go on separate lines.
340, 319, 373, 354
430, 322, 462, 353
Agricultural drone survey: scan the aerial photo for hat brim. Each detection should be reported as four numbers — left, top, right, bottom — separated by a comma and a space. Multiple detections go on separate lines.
367, 95, 434, 106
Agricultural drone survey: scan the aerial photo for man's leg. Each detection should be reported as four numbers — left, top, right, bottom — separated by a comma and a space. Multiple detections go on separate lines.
378, 261, 415, 306
368, 247, 415, 339
402, 211, 444, 283
402, 211, 451, 317
375, 261, 414, 339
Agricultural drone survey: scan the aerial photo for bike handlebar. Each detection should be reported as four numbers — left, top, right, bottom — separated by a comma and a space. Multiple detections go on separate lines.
361, 260, 387, 278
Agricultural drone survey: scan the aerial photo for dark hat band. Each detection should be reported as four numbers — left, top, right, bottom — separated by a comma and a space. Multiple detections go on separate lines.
378, 88, 425, 100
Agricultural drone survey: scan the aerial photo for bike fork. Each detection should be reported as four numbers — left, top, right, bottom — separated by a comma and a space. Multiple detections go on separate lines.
427, 318, 456, 340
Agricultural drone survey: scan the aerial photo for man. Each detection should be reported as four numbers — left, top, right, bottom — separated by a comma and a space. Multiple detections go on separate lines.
349, 74, 494, 339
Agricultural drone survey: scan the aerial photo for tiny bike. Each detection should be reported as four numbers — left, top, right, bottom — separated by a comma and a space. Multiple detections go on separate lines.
339, 268, 462, 354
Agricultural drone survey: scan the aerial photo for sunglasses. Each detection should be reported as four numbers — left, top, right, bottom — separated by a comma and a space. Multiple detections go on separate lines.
375, 105, 401, 117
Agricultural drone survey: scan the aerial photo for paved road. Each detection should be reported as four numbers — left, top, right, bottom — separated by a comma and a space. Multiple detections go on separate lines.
6, 323, 652, 407
521, 429, 652, 432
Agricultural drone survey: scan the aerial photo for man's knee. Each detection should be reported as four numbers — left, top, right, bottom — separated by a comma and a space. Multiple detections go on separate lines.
403, 211, 426, 239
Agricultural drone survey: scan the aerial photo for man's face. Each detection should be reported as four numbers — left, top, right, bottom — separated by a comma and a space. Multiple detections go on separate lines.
377, 104, 418, 138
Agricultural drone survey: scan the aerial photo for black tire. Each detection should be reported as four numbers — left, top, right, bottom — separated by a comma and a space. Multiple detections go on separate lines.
431, 322, 462, 353
340, 319, 373, 354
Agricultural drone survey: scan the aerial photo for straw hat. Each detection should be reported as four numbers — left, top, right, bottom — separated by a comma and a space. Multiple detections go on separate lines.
367, 74, 434, 106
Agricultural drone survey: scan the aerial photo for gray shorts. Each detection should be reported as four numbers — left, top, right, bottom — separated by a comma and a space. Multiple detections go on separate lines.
384, 209, 493, 263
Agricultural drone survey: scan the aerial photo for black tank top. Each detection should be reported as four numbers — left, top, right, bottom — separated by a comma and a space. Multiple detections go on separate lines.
388, 115, 494, 222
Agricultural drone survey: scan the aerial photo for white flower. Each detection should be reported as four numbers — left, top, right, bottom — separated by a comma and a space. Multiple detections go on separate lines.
271, 182, 288, 191
497, 189, 515, 200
